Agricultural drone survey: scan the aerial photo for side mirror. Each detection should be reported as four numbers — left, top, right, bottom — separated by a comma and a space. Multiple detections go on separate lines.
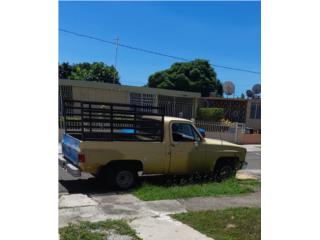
198, 128, 206, 138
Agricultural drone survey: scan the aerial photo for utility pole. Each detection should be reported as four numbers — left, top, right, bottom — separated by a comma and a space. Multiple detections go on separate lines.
113, 36, 119, 84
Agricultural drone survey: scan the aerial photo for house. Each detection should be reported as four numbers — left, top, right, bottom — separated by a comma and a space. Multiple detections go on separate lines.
59, 79, 201, 119
59, 79, 260, 131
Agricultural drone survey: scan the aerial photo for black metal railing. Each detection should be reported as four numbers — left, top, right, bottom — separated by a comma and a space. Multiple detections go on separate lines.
62, 99, 165, 142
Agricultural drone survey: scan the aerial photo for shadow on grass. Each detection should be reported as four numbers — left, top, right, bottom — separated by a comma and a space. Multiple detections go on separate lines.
138, 173, 218, 187
59, 172, 220, 195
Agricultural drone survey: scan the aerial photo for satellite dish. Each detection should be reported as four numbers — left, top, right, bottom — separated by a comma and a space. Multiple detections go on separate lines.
223, 81, 235, 96
252, 84, 261, 94
246, 90, 254, 98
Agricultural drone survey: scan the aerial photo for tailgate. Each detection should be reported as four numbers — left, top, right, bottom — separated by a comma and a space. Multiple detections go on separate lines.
62, 133, 81, 166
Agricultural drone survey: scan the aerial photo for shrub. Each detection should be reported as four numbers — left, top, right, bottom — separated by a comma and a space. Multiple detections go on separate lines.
197, 108, 224, 121
220, 118, 233, 126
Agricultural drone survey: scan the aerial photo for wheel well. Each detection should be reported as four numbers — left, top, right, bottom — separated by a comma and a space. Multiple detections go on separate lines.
213, 157, 240, 171
98, 160, 143, 175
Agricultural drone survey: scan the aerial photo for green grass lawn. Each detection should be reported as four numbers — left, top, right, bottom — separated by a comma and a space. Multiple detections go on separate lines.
172, 207, 261, 240
132, 178, 260, 201
59, 220, 141, 240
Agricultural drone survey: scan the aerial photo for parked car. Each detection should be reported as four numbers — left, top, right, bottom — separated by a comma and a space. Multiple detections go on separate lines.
60, 100, 247, 190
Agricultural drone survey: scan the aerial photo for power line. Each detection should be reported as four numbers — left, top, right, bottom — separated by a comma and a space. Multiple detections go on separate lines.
59, 28, 261, 75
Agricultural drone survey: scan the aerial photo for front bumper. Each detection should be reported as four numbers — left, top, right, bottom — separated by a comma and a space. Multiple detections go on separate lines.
59, 156, 81, 177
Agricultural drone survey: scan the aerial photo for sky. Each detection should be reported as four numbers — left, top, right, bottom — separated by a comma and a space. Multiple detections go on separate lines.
59, 1, 261, 97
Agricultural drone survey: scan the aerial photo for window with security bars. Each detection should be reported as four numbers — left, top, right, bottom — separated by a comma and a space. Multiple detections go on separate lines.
250, 103, 261, 119
59, 86, 73, 115
129, 93, 156, 112
158, 95, 194, 119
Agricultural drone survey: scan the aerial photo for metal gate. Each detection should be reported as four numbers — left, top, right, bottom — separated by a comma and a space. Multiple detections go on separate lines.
195, 120, 245, 144
158, 95, 194, 119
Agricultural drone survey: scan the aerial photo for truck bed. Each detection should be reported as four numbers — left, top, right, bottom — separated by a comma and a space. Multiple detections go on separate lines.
62, 132, 168, 175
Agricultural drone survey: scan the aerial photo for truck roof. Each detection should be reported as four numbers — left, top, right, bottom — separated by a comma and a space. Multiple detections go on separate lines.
164, 116, 192, 122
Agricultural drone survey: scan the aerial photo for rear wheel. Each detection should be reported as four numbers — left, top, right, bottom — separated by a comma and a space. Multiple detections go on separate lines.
115, 169, 136, 189
101, 166, 138, 190
214, 162, 236, 182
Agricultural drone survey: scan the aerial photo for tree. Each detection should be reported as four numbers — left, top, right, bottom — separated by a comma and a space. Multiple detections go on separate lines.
240, 93, 245, 99
59, 62, 73, 79
58, 62, 120, 84
147, 59, 223, 97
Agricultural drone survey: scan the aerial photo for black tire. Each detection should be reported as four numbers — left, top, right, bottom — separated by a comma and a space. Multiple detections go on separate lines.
102, 166, 138, 190
214, 162, 236, 182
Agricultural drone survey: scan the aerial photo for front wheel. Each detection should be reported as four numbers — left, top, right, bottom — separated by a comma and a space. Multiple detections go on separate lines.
214, 163, 236, 182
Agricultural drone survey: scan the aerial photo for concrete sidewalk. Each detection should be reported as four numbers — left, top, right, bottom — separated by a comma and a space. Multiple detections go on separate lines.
130, 215, 213, 240
59, 192, 261, 225
59, 193, 211, 239
59, 190, 260, 240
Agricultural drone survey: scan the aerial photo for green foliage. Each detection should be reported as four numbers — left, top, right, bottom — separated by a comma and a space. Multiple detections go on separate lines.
133, 179, 260, 201
147, 59, 223, 97
59, 62, 120, 84
197, 107, 225, 121
59, 220, 141, 240
172, 207, 261, 240
59, 62, 73, 79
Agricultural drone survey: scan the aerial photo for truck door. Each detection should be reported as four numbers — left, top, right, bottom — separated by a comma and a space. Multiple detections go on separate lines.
169, 122, 206, 174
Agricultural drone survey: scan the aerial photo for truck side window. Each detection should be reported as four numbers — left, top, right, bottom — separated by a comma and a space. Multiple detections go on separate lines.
172, 123, 196, 142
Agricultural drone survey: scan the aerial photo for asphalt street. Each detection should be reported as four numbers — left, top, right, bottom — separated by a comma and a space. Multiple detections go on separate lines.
245, 151, 261, 170
59, 148, 261, 193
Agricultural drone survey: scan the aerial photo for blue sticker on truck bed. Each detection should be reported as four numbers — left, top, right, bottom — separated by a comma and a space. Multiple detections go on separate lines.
62, 134, 81, 166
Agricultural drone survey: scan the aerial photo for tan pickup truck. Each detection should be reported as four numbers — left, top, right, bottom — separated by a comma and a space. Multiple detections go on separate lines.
60, 100, 247, 190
